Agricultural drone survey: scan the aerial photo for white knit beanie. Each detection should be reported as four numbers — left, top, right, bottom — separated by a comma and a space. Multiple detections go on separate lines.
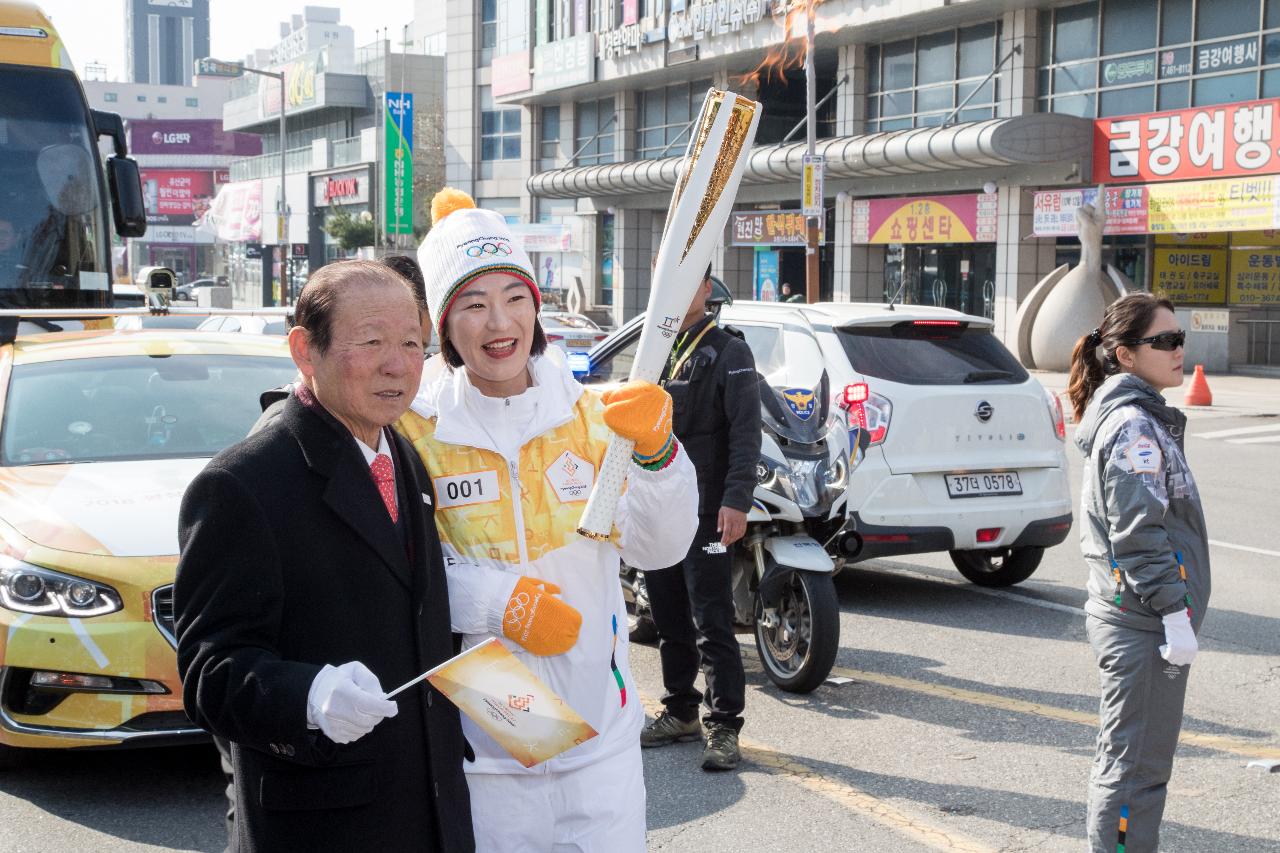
416, 188, 539, 340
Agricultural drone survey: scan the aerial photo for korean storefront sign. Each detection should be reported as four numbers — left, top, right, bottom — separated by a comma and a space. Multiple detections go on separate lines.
140, 169, 226, 228
731, 211, 825, 247
492, 51, 532, 98
1034, 177, 1280, 237
801, 154, 824, 218
384, 92, 414, 236
534, 34, 594, 91
1094, 97, 1280, 183
851, 193, 998, 244
507, 223, 579, 253
667, 0, 767, 42
312, 168, 370, 207
1152, 248, 1227, 304
1228, 249, 1280, 304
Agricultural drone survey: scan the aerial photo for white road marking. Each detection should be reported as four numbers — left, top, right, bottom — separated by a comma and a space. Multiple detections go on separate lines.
1193, 424, 1280, 439
1208, 539, 1280, 558
877, 566, 1086, 616
1228, 434, 1280, 445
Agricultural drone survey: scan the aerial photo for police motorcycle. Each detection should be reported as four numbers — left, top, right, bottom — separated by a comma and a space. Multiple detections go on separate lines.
609, 292, 866, 694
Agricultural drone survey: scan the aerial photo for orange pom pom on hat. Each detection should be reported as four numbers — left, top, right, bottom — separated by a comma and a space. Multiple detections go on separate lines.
417, 187, 540, 340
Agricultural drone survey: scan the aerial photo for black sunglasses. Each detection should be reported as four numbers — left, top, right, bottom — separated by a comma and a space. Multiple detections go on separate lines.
1125, 330, 1185, 351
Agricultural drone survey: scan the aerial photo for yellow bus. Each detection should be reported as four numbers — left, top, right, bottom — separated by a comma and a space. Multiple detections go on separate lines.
0, 1, 146, 311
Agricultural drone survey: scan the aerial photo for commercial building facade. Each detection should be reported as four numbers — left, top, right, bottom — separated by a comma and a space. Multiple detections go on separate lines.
213, 8, 446, 305
444, 0, 1280, 370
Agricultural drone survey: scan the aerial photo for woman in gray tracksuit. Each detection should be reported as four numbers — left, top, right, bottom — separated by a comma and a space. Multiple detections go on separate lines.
1068, 292, 1210, 853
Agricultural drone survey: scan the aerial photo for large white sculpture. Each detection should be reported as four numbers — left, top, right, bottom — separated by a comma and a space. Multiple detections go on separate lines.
1016, 188, 1131, 370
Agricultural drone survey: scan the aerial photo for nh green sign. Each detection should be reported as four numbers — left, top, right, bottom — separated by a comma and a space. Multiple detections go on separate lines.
385, 92, 414, 235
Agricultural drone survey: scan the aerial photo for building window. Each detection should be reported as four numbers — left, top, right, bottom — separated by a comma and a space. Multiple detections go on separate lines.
1040, 0, 1280, 118
157, 96, 167, 103
574, 97, 616, 166
636, 78, 713, 159
480, 86, 522, 162
539, 105, 561, 171
137, 95, 147, 102
185, 97, 199, 107
480, 0, 498, 66
865, 22, 1000, 131
103, 92, 118, 102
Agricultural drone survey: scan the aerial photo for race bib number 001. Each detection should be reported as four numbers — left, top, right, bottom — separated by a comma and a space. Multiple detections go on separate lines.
435, 470, 501, 509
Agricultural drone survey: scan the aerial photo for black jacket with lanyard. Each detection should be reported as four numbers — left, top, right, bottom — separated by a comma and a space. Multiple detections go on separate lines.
659, 313, 762, 516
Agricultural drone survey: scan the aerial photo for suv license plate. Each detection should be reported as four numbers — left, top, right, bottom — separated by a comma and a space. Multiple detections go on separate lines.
566, 338, 594, 349
945, 471, 1023, 499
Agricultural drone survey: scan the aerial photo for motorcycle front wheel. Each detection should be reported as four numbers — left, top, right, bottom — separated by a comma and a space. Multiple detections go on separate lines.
754, 571, 839, 693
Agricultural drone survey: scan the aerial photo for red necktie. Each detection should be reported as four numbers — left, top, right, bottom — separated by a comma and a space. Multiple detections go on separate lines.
370, 453, 398, 523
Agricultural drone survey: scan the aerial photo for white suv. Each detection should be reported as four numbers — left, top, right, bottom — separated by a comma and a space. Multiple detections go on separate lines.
797, 302, 1071, 586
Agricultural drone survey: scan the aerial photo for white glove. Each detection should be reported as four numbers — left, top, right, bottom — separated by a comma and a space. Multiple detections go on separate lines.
306, 661, 398, 744
1158, 609, 1198, 667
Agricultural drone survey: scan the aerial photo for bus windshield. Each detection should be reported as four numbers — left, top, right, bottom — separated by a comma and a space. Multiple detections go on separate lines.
0, 65, 110, 307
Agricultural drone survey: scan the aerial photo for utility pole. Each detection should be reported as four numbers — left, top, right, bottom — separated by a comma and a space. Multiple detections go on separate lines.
803, 3, 820, 304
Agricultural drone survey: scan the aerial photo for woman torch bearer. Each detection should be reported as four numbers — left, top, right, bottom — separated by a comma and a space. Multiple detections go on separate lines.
396, 89, 758, 851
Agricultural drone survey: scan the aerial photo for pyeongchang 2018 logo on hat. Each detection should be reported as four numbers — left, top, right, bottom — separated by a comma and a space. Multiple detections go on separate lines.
458, 236, 515, 258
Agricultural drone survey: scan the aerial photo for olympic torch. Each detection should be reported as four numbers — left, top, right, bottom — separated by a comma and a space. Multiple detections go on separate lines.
578, 88, 761, 540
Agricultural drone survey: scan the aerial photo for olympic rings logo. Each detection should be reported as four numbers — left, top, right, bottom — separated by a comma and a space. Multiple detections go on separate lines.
505, 591, 531, 627
465, 241, 514, 258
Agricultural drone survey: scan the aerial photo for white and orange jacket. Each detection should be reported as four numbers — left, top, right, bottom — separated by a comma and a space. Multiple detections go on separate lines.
395, 355, 697, 774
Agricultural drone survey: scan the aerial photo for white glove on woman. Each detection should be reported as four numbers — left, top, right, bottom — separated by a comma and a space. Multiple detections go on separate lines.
306, 661, 398, 744
1158, 609, 1198, 667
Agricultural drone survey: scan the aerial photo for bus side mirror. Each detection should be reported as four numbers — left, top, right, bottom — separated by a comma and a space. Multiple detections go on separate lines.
107, 157, 147, 238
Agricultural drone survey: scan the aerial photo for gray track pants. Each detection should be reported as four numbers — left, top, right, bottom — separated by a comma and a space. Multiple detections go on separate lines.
1086, 615, 1191, 853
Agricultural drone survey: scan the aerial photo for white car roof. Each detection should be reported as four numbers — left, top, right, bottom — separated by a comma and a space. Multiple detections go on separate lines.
795, 301, 995, 328
719, 301, 816, 328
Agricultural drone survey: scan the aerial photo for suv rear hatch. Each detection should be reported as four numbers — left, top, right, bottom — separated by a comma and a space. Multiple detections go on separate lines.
834, 319, 1062, 475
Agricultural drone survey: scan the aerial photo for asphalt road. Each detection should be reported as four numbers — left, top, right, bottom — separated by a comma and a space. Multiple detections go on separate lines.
0, 407, 1276, 852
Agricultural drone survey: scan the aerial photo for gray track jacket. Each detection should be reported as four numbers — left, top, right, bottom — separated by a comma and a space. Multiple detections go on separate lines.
1076, 373, 1211, 634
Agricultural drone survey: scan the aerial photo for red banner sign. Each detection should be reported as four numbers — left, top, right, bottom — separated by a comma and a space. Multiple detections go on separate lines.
1094, 97, 1280, 184
140, 169, 219, 227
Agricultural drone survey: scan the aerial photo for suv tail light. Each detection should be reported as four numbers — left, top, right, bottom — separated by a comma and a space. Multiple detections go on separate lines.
838, 382, 892, 446
547, 334, 564, 342
1045, 388, 1066, 441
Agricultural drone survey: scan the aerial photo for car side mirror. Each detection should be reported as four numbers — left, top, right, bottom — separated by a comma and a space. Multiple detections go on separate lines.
107, 157, 147, 238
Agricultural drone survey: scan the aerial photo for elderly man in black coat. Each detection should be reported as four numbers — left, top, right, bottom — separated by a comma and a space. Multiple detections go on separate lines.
176, 260, 473, 853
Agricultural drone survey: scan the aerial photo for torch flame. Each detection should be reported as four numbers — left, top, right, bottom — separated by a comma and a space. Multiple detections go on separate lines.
738, 0, 826, 89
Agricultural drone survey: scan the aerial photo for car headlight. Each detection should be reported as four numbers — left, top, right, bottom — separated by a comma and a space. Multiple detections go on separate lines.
0, 557, 123, 617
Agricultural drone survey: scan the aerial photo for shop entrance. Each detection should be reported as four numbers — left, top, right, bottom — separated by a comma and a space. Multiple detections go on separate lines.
887, 243, 997, 318
909, 244, 995, 317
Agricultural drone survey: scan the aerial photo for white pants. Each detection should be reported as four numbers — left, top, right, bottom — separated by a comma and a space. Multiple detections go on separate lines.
467, 746, 646, 853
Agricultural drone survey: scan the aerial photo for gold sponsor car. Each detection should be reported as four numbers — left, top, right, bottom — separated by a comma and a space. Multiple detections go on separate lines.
0, 327, 296, 762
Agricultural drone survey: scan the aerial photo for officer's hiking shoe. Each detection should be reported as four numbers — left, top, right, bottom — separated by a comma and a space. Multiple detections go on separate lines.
640, 711, 701, 748
701, 722, 740, 771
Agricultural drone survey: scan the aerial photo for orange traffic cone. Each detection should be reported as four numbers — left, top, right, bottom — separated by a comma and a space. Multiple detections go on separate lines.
1185, 364, 1213, 407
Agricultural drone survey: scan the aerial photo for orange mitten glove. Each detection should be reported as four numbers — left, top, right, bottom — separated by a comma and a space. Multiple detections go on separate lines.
601, 380, 673, 458
503, 577, 582, 656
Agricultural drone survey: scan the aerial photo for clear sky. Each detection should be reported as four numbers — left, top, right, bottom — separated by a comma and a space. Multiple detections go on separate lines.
39, 0, 415, 81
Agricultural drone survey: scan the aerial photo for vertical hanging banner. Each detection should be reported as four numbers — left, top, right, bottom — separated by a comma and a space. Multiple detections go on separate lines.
385, 91, 414, 235
801, 154, 825, 218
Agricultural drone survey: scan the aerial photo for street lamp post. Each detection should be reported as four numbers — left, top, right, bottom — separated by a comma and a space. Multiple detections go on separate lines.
196, 58, 287, 306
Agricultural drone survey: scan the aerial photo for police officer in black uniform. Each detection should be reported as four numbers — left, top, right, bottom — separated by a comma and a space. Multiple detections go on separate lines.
639, 268, 761, 771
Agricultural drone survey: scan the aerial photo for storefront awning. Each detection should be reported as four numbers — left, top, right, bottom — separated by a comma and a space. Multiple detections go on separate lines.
527, 113, 1093, 200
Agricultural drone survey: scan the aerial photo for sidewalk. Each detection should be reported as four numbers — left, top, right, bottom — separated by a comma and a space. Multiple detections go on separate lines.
1032, 370, 1280, 421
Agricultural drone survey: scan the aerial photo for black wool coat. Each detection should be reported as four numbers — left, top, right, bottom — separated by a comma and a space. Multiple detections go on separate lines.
175, 394, 474, 853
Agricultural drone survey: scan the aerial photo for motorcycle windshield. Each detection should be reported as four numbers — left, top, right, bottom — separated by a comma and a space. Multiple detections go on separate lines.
747, 324, 832, 446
